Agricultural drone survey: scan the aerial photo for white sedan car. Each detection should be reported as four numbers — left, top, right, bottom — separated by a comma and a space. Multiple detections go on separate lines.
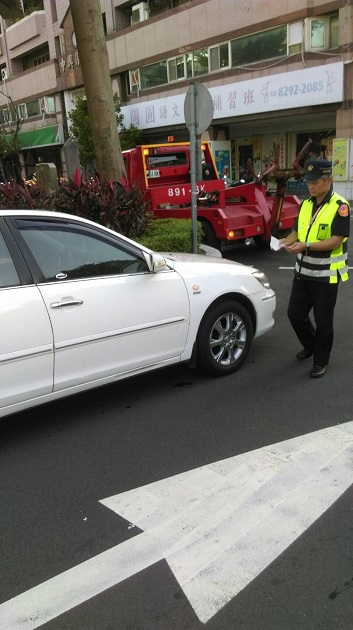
0, 210, 276, 419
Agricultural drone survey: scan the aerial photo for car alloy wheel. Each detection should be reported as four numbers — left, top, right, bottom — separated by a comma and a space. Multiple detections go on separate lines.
196, 299, 253, 376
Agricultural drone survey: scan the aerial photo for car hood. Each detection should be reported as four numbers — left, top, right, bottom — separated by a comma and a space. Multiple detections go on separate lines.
160, 252, 270, 295
162, 252, 246, 268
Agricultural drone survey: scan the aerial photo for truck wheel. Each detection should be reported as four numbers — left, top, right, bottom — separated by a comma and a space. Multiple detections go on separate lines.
196, 300, 253, 376
200, 220, 221, 251
253, 235, 270, 249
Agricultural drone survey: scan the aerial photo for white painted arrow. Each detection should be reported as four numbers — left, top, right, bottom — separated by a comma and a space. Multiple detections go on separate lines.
1, 422, 353, 629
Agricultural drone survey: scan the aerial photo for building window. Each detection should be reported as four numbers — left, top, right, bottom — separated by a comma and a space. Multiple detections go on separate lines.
231, 25, 287, 66
329, 14, 339, 48
140, 60, 167, 89
309, 19, 326, 49
305, 15, 338, 51
149, 0, 185, 18
209, 43, 230, 72
45, 96, 55, 114
0, 109, 8, 124
59, 33, 66, 56
32, 53, 50, 67
23, 48, 50, 70
26, 99, 40, 117
126, 14, 338, 94
168, 55, 185, 82
288, 21, 303, 54
17, 103, 26, 119
192, 48, 209, 77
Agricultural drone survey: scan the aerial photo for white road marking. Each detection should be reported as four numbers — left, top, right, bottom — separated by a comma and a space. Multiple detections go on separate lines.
279, 266, 353, 270
1, 422, 353, 628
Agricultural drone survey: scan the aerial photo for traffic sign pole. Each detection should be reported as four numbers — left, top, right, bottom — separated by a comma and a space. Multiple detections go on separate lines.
188, 83, 198, 254
184, 83, 214, 254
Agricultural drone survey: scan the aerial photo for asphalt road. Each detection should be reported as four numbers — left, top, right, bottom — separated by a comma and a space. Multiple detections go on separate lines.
0, 238, 353, 630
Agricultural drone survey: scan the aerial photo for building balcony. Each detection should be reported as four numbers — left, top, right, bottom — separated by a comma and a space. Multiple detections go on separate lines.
5, 11, 47, 56
0, 60, 57, 107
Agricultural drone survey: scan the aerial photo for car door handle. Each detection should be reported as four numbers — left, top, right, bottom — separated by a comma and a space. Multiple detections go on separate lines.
50, 299, 84, 309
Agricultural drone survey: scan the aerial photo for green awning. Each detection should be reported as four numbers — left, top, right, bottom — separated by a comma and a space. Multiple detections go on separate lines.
5, 125, 64, 150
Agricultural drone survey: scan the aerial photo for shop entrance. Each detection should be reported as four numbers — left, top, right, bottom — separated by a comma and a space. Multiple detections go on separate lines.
295, 131, 334, 165
234, 138, 253, 181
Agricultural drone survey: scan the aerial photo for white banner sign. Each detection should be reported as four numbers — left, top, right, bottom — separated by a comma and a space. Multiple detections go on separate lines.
121, 62, 344, 131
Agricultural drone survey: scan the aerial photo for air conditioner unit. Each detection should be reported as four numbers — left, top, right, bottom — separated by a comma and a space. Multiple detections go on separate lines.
1, 68, 8, 81
131, 2, 149, 25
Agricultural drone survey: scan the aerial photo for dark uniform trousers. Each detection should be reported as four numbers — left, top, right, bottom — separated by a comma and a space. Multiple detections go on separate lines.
287, 276, 339, 366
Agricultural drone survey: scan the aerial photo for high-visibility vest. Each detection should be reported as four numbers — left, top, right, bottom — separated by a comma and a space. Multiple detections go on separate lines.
295, 192, 349, 283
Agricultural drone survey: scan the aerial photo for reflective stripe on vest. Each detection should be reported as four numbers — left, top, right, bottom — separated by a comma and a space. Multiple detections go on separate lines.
296, 193, 349, 283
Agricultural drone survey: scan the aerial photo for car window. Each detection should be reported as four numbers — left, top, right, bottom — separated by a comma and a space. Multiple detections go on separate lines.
0, 232, 20, 287
14, 219, 149, 281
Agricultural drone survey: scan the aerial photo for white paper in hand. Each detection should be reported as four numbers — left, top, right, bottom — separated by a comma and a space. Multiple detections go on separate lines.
270, 236, 285, 251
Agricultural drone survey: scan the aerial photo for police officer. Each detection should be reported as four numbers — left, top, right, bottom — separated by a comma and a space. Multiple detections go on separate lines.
278, 159, 350, 378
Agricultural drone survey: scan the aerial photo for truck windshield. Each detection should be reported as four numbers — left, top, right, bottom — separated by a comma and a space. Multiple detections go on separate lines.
146, 152, 188, 168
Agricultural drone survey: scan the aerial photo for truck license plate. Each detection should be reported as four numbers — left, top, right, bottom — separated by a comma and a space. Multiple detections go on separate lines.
146, 170, 160, 178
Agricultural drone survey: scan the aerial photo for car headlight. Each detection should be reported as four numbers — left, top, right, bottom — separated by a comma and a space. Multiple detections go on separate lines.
252, 270, 271, 289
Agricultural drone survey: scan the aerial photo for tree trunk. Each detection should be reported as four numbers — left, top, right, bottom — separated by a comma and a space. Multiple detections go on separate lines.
69, 0, 125, 183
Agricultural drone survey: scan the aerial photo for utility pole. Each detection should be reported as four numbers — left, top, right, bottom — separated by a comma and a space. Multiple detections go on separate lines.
69, 0, 125, 182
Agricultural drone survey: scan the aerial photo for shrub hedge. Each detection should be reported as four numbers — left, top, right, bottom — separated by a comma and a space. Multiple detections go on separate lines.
137, 218, 202, 252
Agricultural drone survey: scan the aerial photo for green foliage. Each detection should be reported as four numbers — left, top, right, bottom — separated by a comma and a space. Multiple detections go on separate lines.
67, 98, 94, 169
23, 0, 44, 14
120, 124, 142, 153
137, 218, 202, 252
0, 130, 20, 159
68, 94, 141, 168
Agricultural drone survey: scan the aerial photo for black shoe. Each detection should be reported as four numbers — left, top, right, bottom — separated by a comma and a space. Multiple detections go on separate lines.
296, 348, 314, 360
310, 365, 326, 378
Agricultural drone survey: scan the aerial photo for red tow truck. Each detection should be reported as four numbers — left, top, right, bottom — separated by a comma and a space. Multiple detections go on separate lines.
122, 140, 305, 251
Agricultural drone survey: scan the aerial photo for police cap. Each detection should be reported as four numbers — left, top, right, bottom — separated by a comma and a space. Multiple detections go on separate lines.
304, 159, 332, 181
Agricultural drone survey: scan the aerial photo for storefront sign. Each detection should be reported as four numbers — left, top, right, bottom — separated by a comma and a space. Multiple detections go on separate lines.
333, 138, 348, 181
5, 125, 64, 150
121, 62, 344, 131
350, 140, 353, 181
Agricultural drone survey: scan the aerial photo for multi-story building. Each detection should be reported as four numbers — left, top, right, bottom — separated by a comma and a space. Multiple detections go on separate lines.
0, 0, 352, 200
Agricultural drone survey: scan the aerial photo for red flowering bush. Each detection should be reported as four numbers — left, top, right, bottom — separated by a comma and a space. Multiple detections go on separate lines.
0, 171, 151, 239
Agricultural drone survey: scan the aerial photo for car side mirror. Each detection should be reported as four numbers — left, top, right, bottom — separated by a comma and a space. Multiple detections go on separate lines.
142, 251, 167, 272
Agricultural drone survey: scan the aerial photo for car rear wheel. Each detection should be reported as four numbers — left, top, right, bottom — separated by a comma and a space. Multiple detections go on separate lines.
196, 300, 253, 376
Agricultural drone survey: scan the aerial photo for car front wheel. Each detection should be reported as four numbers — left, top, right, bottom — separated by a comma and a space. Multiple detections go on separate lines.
196, 300, 253, 376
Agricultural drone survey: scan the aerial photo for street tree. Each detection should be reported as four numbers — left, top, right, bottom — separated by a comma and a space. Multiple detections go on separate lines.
69, 0, 126, 182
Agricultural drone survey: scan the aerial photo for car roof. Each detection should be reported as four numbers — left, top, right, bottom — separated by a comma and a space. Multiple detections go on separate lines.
0, 209, 91, 222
